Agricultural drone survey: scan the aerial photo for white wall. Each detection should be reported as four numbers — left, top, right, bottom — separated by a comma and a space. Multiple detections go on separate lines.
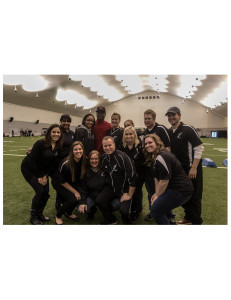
105, 92, 226, 129
3, 102, 82, 125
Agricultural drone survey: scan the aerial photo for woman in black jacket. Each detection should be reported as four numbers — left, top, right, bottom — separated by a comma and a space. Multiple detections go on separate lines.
52, 141, 87, 225
21, 124, 63, 225
121, 126, 146, 222
74, 113, 96, 156
83, 150, 120, 219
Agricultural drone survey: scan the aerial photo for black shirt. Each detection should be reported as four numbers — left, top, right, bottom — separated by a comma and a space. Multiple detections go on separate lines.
106, 127, 124, 151
83, 169, 106, 199
61, 127, 75, 158
121, 142, 146, 178
74, 125, 96, 156
168, 122, 203, 168
152, 149, 194, 196
142, 122, 171, 148
101, 150, 136, 196
21, 139, 61, 178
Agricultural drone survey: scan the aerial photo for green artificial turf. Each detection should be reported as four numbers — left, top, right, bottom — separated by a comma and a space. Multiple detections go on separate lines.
3, 136, 228, 225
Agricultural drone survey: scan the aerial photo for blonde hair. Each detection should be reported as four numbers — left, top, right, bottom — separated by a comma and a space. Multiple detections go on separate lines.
143, 134, 164, 166
122, 126, 139, 148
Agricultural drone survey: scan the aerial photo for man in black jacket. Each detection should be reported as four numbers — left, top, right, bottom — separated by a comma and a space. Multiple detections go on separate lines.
97, 136, 136, 224
165, 106, 204, 224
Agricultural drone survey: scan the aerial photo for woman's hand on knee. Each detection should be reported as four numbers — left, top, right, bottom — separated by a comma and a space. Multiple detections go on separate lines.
151, 193, 158, 205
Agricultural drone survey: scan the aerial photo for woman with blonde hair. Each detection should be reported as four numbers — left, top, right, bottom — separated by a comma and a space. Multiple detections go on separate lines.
121, 126, 146, 222
143, 134, 194, 225
52, 141, 87, 225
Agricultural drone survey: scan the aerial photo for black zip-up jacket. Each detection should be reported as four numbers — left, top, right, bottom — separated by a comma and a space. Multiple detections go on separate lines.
121, 142, 146, 179
61, 127, 75, 159
101, 150, 137, 196
106, 127, 124, 151
21, 139, 61, 178
74, 125, 96, 156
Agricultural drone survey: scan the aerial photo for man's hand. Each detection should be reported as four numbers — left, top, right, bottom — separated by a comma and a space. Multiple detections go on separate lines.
120, 193, 131, 202
189, 166, 197, 180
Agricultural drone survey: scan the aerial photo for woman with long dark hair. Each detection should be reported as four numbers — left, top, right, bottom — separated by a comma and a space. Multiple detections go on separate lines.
143, 134, 194, 225
52, 141, 87, 225
21, 124, 63, 225
74, 113, 96, 156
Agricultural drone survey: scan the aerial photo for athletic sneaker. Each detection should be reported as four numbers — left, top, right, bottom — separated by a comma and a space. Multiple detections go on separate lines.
144, 212, 153, 221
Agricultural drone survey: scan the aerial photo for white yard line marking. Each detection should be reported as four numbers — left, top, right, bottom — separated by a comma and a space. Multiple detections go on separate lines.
3, 154, 26, 157
202, 166, 227, 169
3, 141, 15, 143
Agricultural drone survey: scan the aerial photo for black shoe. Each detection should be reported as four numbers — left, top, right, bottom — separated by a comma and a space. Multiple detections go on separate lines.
37, 210, 50, 222
100, 218, 117, 225
130, 211, 139, 223
30, 209, 42, 225
144, 212, 153, 221
87, 206, 97, 219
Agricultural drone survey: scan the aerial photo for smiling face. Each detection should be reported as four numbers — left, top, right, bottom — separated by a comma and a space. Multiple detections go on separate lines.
73, 144, 83, 160
89, 153, 100, 169
144, 137, 157, 153
84, 115, 95, 129
167, 113, 181, 128
61, 119, 71, 131
50, 127, 61, 143
102, 138, 116, 155
111, 114, 120, 128
144, 113, 155, 129
125, 128, 135, 144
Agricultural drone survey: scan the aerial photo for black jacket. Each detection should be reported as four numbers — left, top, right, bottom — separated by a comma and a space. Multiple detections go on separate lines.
101, 150, 137, 196
74, 125, 96, 156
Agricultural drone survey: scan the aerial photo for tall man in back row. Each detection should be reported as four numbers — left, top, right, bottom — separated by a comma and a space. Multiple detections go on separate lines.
165, 107, 204, 225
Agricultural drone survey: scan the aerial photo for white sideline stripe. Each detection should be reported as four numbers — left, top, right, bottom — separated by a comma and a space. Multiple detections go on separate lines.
202, 166, 227, 169
10, 150, 18, 151
3, 141, 15, 142
3, 154, 25, 157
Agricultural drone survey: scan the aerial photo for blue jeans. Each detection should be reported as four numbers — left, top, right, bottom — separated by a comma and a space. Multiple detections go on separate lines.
87, 197, 120, 212
151, 189, 191, 225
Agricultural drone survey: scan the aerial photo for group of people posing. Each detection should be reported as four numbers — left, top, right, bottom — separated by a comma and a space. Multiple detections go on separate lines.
21, 105, 204, 225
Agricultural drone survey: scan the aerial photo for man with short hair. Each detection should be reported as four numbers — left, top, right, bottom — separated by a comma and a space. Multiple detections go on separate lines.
96, 136, 136, 224
142, 109, 172, 221
93, 106, 112, 155
165, 106, 204, 225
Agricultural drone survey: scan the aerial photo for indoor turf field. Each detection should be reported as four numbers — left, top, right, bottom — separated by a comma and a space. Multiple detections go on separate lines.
3, 136, 227, 225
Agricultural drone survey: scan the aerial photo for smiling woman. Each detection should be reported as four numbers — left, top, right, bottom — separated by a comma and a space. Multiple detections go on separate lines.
21, 124, 63, 225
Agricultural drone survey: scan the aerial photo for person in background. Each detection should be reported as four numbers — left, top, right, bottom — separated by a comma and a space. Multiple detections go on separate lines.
107, 112, 124, 150
74, 113, 96, 157
124, 119, 144, 140
52, 141, 87, 225
21, 124, 63, 225
121, 126, 146, 222
93, 106, 112, 155
143, 134, 194, 225
83, 150, 120, 219
165, 106, 204, 225
142, 109, 172, 222
59, 114, 75, 159
99, 136, 136, 225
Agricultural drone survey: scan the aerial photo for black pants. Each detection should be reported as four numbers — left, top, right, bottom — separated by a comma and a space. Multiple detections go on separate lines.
131, 173, 145, 213
21, 165, 50, 210
95, 185, 131, 223
52, 181, 79, 218
183, 163, 203, 224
